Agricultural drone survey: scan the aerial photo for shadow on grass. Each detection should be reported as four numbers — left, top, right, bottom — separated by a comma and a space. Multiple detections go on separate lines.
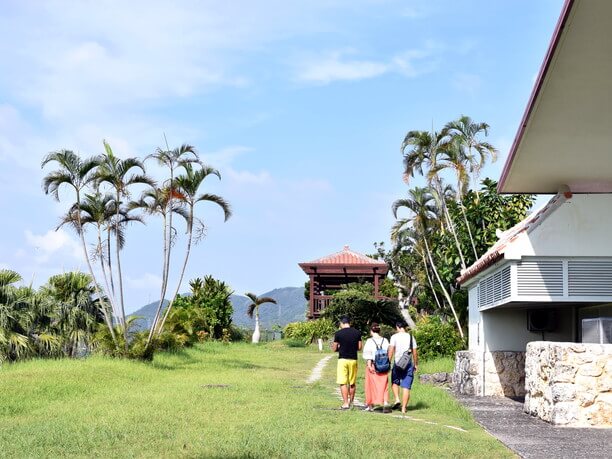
152, 350, 200, 370
409, 401, 430, 410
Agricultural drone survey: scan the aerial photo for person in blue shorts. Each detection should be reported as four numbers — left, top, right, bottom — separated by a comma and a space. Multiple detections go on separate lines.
388, 321, 418, 415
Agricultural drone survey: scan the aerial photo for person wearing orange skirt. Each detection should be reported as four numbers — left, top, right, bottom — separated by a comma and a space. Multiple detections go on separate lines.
362, 323, 390, 412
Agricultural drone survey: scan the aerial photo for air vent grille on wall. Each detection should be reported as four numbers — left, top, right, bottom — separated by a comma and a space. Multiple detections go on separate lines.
517, 260, 563, 296
478, 265, 511, 308
568, 260, 612, 296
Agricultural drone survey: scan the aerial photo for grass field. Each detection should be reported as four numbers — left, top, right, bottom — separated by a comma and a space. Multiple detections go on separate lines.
0, 343, 513, 458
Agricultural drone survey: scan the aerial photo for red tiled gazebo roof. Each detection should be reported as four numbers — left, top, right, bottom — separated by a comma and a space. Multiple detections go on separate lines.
301, 245, 387, 267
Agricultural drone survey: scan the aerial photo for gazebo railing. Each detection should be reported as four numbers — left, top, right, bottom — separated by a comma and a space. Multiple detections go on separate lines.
312, 295, 333, 316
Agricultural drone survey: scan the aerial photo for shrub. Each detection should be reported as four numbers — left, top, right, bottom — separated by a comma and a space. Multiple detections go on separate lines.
412, 315, 465, 361
284, 338, 307, 348
284, 318, 335, 344
322, 286, 403, 334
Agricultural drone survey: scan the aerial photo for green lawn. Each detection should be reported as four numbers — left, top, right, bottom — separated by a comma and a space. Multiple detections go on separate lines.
0, 343, 513, 458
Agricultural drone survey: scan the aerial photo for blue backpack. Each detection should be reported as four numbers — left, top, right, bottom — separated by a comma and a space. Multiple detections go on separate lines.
373, 339, 390, 373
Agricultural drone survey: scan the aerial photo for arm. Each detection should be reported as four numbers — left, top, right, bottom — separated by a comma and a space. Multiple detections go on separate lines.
387, 345, 395, 361
358, 339, 363, 351
332, 341, 339, 352
412, 348, 418, 372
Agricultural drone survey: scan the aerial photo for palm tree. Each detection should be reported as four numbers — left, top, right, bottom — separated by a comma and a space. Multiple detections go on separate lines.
154, 163, 232, 341
145, 143, 200, 343
41, 271, 104, 357
41, 150, 116, 343
445, 116, 498, 259
402, 130, 468, 271
392, 187, 464, 338
445, 115, 497, 184
129, 185, 189, 343
245, 293, 277, 344
96, 140, 153, 347
0, 270, 33, 362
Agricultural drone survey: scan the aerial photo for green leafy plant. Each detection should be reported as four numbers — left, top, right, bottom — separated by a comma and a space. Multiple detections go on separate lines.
321, 284, 403, 334
412, 314, 465, 361
283, 318, 335, 344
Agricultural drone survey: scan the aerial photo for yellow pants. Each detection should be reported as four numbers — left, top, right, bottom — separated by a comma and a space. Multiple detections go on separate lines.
336, 359, 358, 385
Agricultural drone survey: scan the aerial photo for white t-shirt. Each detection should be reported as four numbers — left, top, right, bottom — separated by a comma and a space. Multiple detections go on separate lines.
362, 335, 389, 361
389, 332, 417, 364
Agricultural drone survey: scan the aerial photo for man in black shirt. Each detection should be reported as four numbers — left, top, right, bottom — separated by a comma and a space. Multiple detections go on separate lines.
332, 316, 362, 409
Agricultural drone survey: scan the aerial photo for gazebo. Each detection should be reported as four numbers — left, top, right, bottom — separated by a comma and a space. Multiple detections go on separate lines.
299, 246, 389, 318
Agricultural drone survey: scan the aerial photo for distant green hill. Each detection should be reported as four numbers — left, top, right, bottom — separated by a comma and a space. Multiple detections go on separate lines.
128, 287, 306, 331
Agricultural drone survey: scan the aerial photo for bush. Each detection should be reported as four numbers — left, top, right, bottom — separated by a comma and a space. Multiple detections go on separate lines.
412, 315, 465, 361
284, 338, 307, 348
92, 322, 158, 361
284, 319, 335, 344
322, 287, 403, 335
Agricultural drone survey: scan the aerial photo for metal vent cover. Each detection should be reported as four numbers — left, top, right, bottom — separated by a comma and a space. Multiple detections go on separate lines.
478, 265, 511, 308
517, 260, 563, 296
568, 260, 612, 296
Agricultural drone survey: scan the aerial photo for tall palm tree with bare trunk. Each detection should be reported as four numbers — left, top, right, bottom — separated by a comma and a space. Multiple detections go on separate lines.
445, 116, 498, 260
144, 143, 200, 345
96, 140, 153, 347
402, 130, 468, 271
41, 150, 117, 344
392, 187, 464, 339
245, 293, 277, 344
153, 163, 232, 342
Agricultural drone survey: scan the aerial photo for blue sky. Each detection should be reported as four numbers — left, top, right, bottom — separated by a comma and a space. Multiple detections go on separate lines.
0, 0, 564, 312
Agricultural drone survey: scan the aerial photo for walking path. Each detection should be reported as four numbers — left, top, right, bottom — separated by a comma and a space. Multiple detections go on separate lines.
307, 356, 466, 433
455, 394, 611, 459
306, 355, 333, 383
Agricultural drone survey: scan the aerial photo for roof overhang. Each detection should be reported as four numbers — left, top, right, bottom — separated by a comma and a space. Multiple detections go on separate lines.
499, 0, 612, 194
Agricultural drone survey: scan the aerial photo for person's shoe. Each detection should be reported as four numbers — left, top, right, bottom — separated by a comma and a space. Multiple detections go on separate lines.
340, 405, 350, 410
362, 406, 373, 412
382, 404, 391, 414
392, 401, 401, 410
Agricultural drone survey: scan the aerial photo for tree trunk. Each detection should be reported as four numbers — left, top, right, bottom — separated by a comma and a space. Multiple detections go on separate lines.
75, 190, 116, 345
252, 309, 260, 344
147, 211, 170, 345
114, 191, 128, 350
459, 200, 479, 260
96, 227, 118, 325
417, 248, 442, 310
422, 232, 464, 339
155, 206, 194, 338
106, 227, 116, 306
433, 177, 467, 271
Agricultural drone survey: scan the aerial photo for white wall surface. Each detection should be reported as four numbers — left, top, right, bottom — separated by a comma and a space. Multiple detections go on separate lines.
468, 286, 481, 351
506, 194, 612, 259
482, 307, 574, 352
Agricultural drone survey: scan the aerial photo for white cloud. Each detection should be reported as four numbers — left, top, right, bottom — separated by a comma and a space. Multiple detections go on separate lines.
200, 146, 254, 169
226, 168, 273, 185
24, 228, 82, 263
294, 46, 440, 84
295, 50, 388, 84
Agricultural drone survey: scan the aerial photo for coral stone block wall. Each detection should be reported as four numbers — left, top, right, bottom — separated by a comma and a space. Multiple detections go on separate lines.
454, 350, 526, 397
524, 342, 612, 427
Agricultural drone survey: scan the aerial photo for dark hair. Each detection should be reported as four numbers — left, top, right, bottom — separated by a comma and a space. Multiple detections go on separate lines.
370, 322, 381, 333
395, 320, 407, 329
339, 315, 350, 324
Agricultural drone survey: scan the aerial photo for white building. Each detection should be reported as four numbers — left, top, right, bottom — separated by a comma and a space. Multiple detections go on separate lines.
455, 0, 611, 427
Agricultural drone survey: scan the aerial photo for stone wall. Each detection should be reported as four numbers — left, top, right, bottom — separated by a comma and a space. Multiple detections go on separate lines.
454, 350, 525, 397
524, 341, 612, 427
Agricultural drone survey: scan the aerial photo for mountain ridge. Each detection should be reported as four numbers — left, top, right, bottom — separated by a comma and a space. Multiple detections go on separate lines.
128, 286, 306, 330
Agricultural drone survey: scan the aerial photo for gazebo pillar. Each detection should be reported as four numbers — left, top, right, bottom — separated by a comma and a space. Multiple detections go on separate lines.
309, 274, 315, 317
374, 269, 379, 297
